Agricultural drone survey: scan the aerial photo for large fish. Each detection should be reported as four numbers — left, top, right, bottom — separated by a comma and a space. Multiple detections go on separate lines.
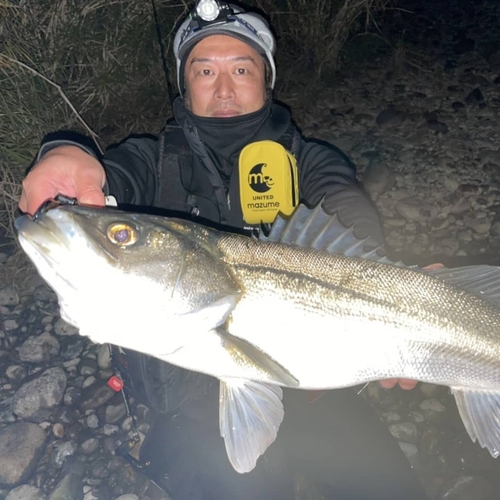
14, 202, 500, 474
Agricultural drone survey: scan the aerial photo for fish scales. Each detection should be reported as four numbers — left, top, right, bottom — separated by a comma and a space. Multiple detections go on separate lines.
216, 235, 500, 389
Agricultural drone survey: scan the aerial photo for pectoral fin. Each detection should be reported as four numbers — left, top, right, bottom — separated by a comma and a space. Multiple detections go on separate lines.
452, 387, 500, 458
188, 295, 239, 329
217, 329, 299, 387
159, 295, 239, 354
219, 379, 284, 473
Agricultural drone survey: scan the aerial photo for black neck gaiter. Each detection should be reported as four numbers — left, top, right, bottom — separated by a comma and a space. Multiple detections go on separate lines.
186, 101, 272, 186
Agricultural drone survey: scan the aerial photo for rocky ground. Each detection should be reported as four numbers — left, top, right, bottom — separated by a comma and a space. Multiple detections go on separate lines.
298, 0, 500, 267
3, 0, 500, 498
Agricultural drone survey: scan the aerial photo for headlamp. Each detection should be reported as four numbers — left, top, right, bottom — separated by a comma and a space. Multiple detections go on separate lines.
190, 0, 234, 28
196, 0, 220, 22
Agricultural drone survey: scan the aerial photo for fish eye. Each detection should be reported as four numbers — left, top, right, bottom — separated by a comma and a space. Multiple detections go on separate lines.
107, 223, 138, 246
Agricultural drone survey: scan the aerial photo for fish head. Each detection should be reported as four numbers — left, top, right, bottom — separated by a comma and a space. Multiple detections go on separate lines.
15, 205, 240, 350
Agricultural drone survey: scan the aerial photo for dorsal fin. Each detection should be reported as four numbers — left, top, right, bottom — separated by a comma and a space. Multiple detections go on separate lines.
259, 202, 401, 265
426, 266, 500, 309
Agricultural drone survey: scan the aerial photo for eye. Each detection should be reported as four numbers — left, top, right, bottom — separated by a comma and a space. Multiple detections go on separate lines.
107, 223, 138, 246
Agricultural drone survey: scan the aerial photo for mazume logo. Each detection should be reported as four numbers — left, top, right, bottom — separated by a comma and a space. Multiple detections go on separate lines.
248, 163, 274, 193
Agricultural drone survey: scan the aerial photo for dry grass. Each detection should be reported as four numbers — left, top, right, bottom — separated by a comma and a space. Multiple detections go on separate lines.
0, 0, 187, 167
389, 33, 434, 74
0, 161, 22, 240
252, 0, 392, 81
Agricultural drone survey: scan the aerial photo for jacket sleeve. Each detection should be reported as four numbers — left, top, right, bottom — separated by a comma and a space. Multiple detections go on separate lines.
298, 139, 385, 246
103, 137, 159, 206
37, 136, 159, 206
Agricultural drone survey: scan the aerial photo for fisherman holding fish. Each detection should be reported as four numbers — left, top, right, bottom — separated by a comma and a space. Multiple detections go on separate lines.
18, 1, 427, 499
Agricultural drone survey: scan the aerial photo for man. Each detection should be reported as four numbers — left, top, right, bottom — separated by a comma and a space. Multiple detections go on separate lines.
19, 1, 424, 498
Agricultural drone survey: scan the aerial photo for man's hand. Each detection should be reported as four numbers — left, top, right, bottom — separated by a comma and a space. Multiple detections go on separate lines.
19, 145, 107, 215
379, 263, 445, 392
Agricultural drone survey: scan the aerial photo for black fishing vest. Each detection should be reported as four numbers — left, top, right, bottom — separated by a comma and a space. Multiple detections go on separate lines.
154, 121, 302, 230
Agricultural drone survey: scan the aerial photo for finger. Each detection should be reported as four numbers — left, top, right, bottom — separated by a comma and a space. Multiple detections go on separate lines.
379, 379, 398, 389
398, 379, 419, 390
18, 191, 30, 214
20, 177, 61, 216
20, 170, 105, 215
422, 263, 445, 270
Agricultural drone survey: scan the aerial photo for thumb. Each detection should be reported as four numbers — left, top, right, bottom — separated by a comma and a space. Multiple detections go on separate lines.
77, 187, 106, 207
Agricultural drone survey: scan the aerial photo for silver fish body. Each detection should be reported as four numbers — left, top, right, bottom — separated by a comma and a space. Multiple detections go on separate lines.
14, 204, 500, 473
217, 235, 500, 389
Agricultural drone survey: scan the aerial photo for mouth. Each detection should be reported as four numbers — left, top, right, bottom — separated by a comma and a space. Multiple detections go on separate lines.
211, 108, 241, 118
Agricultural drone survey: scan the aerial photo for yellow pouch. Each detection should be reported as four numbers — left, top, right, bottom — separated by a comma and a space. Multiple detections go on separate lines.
239, 140, 299, 225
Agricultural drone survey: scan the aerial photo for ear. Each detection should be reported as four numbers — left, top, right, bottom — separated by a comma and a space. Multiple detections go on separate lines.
263, 57, 272, 89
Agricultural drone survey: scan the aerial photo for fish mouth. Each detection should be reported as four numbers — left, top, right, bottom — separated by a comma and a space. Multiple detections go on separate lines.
15, 209, 84, 292
15, 209, 73, 259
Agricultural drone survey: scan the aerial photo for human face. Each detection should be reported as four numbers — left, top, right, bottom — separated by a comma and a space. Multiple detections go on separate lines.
184, 35, 267, 117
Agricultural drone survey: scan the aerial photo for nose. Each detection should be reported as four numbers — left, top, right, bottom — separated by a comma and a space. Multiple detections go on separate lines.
215, 72, 235, 100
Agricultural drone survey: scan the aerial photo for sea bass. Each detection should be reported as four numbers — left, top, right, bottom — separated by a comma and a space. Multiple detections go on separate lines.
15, 203, 500, 473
